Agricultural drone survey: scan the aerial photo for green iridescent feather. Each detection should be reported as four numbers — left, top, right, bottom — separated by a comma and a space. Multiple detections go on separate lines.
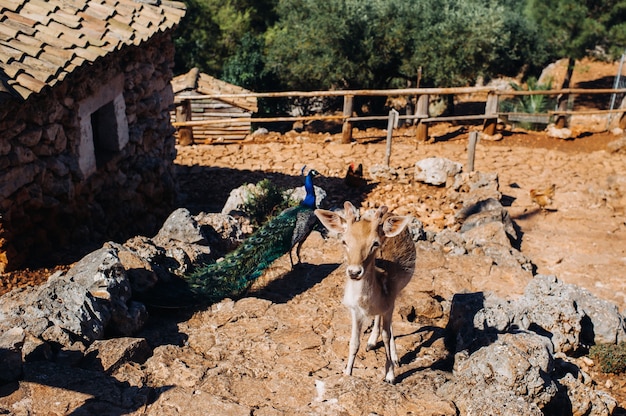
179, 169, 321, 305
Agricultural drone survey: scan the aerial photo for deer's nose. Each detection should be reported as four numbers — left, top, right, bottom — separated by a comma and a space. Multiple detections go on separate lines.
346, 265, 364, 280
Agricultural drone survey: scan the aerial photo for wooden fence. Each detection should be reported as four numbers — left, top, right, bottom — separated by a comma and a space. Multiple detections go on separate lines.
171, 86, 626, 144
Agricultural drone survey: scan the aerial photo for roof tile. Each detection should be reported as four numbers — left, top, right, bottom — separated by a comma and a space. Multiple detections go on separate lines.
0, 19, 20, 39
3, 11, 38, 27
34, 29, 75, 50
56, 0, 88, 13
0, 0, 186, 100
21, 1, 57, 18
50, 10, 83, 29
16, 72, 47, 92
39, 49, 71, 67
73, 43, 105, 61
0, 62, 23, 78
0, 43, 25, 63
11, 83, 34, 98
4, 18, 38, 37
58, 30, 89, 48
6, 60, 50, 82
22, 55, 62, 79
19, 9, 52, 26
108, 17, 135, 39
42, 44, 76, 62
82, 2, 116, 21
0, 0, 20, 13
0, 39, 41, 59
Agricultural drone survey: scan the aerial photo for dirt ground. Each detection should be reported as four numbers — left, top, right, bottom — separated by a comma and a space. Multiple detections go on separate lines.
183, 123, 626, 409
2, 58, 626, 410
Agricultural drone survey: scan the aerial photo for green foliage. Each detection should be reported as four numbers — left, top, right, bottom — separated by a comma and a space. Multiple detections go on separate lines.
222, 33, 269, 91
173, 0, 278, 77
525, 0, 626, 61
241, 179, 290, 227
174, 0, 624, 96
589, 342, 626, 374
510, 77, 555, 113
263, 0, 548, 90
500, 77, 556, 130
263, 0, 411, 114
173, 0, 221, 75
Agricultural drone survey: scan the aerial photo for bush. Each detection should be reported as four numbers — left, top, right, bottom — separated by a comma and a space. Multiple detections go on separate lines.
589, 342, 626, 374
241, 179, 290, 227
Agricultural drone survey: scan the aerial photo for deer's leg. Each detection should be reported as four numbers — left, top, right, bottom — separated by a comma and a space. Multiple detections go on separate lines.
345, 308, 364, 376
381, 309, 396, 384
366, 315, 380, 351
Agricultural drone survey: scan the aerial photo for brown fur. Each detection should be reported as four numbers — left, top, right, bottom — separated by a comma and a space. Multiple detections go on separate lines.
314, 201, 416, 383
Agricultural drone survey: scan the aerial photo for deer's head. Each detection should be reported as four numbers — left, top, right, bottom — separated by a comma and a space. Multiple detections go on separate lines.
315, 201, 412, 280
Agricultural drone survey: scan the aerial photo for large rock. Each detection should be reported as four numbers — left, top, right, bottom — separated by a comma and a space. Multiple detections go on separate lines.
414, 157, 462, 186
446, 274, 626, 355
449, 171, 502, 207
0, 247, 146, 347
439, 332, 558, 414
458, 198, 517, 243
518, 275, 626, 347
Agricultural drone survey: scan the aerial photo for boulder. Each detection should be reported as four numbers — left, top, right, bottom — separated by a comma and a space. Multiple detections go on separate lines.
439, 332, 558, 414
0, 247, 146, 347
415, 157, 463, 186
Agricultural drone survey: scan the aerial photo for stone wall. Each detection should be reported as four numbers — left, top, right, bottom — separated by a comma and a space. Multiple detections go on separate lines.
0, 32, 178, 272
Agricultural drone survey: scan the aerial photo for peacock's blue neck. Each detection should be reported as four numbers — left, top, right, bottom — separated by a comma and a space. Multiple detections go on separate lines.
301, 171, 316, 208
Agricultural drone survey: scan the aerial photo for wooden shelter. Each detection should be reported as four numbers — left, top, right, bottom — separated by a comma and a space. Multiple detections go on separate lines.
171, 68, 258, 144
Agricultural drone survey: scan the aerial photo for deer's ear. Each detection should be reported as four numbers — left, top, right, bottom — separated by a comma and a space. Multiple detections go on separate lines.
375, 205, 388, 220
382, 215, 411, 238
315, 209, 346, 234
343, 201, 359, 222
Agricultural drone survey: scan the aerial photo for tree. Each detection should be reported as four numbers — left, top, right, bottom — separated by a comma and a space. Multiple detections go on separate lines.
173, 0, 221, 75
173, 0, 278, 76
264, 0, 547, 91
222, 33, 269, 91
525, 0, 626, 125
264, 0, 409, 90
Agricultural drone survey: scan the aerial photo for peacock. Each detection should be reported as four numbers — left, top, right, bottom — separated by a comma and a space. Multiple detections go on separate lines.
176, 168, 322, 305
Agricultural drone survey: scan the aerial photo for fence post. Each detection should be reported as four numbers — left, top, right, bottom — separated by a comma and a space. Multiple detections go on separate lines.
385, 109, 399, 166
176, 99, 194, 146
341, 95, 354, 143
467, 131, 478, 172
415, 94, 429, 142
554, 94, 571, 128
619, 95, 626, 130
483, 91, 498, 136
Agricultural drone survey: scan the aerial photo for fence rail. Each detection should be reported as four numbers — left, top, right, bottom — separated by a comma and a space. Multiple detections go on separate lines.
172, 86, 626, 144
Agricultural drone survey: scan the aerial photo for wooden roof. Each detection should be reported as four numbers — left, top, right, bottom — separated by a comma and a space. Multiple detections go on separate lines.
172, 67, 258, 112
0, 0, 186, 101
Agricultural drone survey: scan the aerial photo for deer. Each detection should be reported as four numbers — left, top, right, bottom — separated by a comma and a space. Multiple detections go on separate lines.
314, 201, 416, 383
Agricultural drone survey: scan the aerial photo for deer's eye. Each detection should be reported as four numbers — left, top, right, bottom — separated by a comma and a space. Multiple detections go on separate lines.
370, 240, 380, 253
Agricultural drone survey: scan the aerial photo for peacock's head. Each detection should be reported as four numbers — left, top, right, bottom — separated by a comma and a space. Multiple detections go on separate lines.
301, 165, 320, 178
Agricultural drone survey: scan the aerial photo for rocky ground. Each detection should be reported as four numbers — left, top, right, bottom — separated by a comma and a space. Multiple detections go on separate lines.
2, 59, 626, 414
1, 123, 626, 415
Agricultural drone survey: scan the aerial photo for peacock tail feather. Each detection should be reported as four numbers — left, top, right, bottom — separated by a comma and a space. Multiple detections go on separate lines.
184, 204, 311, 302
179, 168, 321, 305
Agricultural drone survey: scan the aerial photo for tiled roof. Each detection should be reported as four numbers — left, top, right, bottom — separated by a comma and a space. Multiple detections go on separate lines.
0, 0, 186, 101
172, 68, 259, 112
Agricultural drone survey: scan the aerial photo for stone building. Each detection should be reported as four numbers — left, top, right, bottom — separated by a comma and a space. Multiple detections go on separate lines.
0, 0, 186, 272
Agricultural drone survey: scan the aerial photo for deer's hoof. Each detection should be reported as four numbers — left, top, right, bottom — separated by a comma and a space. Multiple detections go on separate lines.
384, 375, 396, 384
